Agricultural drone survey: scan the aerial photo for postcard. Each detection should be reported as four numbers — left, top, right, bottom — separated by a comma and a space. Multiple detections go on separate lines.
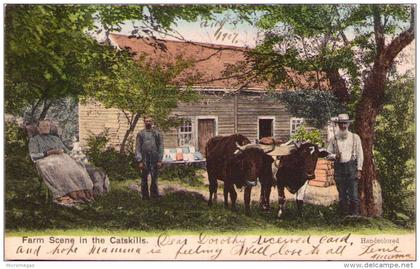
3, 3, 416, 266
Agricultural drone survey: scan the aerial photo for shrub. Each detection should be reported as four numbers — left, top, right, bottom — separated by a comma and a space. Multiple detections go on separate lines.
5, 122, 53, 229
291, 126, 324, 147
160, 165, 205, 187
84, 131, 138, 181
375, 73, 415, 227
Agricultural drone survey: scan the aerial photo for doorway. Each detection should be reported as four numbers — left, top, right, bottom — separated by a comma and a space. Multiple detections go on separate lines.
258, 117, 274, 139
197, 118, 216, 155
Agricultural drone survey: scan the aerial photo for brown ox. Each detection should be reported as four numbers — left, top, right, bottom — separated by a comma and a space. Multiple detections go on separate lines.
261, 141, 329, 218
206, 134, 274, 215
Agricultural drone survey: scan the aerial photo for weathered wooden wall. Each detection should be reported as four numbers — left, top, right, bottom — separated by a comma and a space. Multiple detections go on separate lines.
164, 92, 236, 148
79, 91, 328, 151
78, 102, 144, 150
237, 93, 290, 143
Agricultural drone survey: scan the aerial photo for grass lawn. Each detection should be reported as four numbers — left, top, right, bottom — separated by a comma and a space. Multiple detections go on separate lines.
5, 179, 414, 237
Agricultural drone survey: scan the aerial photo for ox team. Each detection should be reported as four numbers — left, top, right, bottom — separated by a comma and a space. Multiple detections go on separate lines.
135, 114, 362, 218
206, 134, 330, 217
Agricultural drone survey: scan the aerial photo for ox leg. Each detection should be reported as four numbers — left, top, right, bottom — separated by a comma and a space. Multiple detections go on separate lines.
212, 180, 218, 204
260, 184, 271, 211
244, 186, 252, 216
208, 177, 217, 207
229, 185, 238, 211
295, 182, 308, 217
259, 185, 266, 210
266, 184, 272, 209
277, 186, 286, 218
296, 199, 304, 218
223, 184, 230, 209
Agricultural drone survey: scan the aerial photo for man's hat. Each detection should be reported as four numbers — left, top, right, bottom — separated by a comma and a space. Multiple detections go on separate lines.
333, 113, 353, 123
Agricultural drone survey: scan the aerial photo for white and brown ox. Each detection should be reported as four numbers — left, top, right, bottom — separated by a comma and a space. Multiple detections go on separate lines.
260, 140, 330, 218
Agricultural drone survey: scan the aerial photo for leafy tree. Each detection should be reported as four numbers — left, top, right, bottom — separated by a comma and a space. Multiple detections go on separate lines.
375, 73, 415, 225
82, 50, 198, 153
237, 4, 414, 216
5, 4, 222, 122
5, 5, 99, 120
273, 89, 345, 128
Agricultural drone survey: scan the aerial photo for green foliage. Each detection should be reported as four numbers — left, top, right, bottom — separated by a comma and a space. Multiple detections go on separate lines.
374, 73, 415, 226
4, 4, 220, 120
5, 5, 100, 117
82, 53, 198, 130
160, 166, 205, 187
291, 126, 324, 147
237, 4, 413, 106
84, 131, 138, 181
274, 89, 345, 128
5, 122, 50, 228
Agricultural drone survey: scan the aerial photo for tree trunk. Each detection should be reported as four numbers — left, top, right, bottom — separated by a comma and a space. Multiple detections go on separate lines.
38, 100, 52, 121
325, 68, 350, 103
120, 112, 141, 154
355, 67, 387, 217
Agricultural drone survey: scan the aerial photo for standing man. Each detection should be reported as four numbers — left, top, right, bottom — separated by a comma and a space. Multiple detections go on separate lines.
135, 116, 164, 199
327, 114, 363, 216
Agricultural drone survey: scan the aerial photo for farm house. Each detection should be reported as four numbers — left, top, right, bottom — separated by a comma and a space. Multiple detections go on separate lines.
78, 34, 335, 187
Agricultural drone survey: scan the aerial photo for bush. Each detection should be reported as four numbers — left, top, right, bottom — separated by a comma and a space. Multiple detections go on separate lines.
375, 73, 415, 227
5, 121, 55, 229
84, 131, 138, 181
275, 89, 345, 128
160, 165, 205, 187
291, 126, 324, 147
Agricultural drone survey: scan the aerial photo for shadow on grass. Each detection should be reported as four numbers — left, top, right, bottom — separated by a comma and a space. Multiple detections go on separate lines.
6, 179, 406, 234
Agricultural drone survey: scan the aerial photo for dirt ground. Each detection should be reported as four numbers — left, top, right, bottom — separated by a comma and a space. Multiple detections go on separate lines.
133, 171, 339, 207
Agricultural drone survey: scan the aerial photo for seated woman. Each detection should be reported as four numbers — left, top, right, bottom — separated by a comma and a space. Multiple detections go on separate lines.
29, 120, 94, 206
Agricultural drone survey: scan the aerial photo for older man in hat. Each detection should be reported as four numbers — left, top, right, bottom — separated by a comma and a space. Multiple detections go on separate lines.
327, 114, 363, 216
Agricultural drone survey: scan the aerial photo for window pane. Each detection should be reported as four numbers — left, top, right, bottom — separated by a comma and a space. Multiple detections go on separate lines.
178, 118, 193, 146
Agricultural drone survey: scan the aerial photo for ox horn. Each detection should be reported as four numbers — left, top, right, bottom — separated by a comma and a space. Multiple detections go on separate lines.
283, 140, 294, 146
235, 141, 247, 152
235, 141, 250, 155
309, 146, 315, 155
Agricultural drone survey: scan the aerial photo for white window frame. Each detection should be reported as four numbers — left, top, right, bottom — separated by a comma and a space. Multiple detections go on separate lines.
195, 116, 218, 149
177, 117, 194, 146
290, 117, 304, 136
257, 116, 276, 139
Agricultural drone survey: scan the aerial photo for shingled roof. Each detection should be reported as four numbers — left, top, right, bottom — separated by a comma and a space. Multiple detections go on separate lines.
109, 33, 329, 91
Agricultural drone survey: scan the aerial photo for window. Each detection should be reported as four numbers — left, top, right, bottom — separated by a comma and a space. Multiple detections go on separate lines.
177, 118, 193, 146
290, 117, 304, 136
258, 118, 274, 139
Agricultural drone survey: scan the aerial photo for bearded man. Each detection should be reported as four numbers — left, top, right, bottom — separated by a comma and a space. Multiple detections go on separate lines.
327, 114, 364, 216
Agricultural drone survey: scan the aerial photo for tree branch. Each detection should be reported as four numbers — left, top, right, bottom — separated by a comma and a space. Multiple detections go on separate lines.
29, 98, 43, 122
340, 30, 349, 46
383, 6, 415, 68
373, 5, 385, 54
383, 27, 414, 68
198, 67, 255, 84
121, 109, 133, 126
